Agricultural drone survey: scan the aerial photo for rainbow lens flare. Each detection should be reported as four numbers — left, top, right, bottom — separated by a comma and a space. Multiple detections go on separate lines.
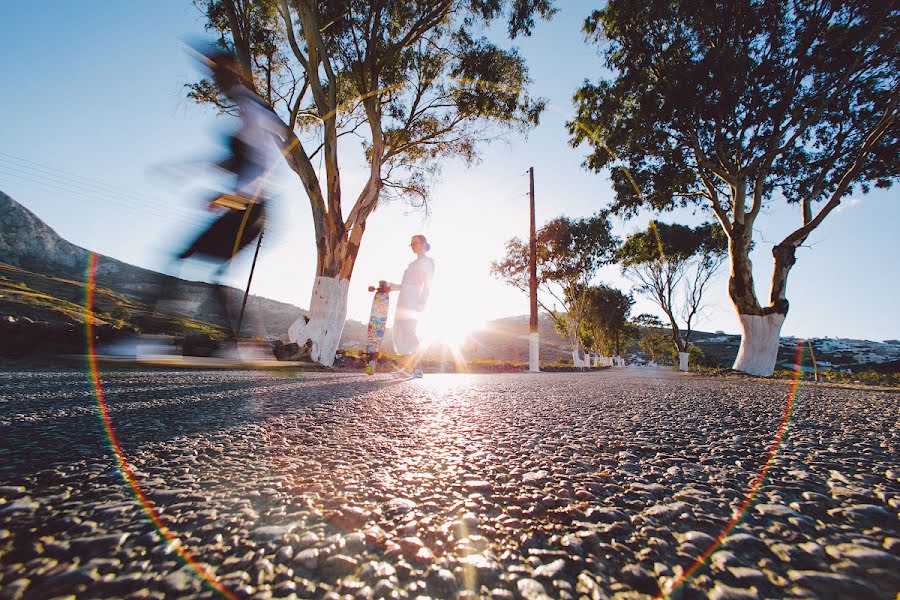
83, 252, 239, 599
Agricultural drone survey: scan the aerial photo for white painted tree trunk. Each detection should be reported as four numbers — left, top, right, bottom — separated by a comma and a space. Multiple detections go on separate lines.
678, 351, 689, 372
528, 332, 540, 372
571, 350, 582, 368
732, 313, 786, 376
287, 276, 350, 367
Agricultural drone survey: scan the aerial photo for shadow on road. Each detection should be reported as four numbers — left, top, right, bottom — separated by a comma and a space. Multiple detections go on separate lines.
0, 370, 400, 482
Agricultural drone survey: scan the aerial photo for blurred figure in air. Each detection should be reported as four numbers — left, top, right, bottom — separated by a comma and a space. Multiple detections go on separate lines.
156, 49, 286, 351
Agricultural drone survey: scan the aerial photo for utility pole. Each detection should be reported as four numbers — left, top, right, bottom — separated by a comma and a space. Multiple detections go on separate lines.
528, 167, 540, 372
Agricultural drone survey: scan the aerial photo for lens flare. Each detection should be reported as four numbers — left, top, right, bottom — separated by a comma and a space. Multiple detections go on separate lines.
652, 342, 804, 599
84, 252, 239, 600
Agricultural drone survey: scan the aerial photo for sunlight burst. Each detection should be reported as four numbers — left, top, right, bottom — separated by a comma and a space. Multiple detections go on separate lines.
417, 311, 481, 354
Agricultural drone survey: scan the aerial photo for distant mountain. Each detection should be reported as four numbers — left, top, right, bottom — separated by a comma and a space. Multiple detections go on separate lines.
0, 190, 89, 273
0, 190, 308, 339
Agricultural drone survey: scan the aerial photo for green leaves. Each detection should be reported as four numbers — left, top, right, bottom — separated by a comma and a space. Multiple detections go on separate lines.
578, 283, 635, 353
618, 222, 726, 266
535, 214, 619, 285
492, 213, 618, 285
190, 0, 557, 213
570, 0, 899, 217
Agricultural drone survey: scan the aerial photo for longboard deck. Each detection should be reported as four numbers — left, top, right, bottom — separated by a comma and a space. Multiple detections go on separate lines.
365, 283, 391, 374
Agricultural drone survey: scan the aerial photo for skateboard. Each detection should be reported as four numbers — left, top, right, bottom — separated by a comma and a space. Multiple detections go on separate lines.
365, 281, 391, 374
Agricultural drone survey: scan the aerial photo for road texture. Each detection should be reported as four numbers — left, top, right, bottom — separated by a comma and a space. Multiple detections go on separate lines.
0, 366, 898, 599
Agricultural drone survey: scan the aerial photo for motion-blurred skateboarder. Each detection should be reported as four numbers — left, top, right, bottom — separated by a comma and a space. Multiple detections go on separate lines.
155, 49, 286, 351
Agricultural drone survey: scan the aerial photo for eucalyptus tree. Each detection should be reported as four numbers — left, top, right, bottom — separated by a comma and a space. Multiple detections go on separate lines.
491, 214, 618, 359
570, 0, 899, 375
190, 0, 555, 364
618, 222, 727, 369
579, 283, 635, 358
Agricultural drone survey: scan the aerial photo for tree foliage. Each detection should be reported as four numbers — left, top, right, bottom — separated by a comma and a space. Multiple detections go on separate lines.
570, 0, 899, 318
491, 213, 618, 351
190, 0, 556, 278
578, 284, 635, 356
632, 313, 663, 328
618, 221, 726, 353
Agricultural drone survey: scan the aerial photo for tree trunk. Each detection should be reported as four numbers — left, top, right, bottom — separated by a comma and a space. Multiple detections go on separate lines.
571, 339, 583, 368
287, 276, 350, 367
728, 228, 791, 376
732, 313, 786, 376
280, 122, 380, 367
726, 223, 762, 315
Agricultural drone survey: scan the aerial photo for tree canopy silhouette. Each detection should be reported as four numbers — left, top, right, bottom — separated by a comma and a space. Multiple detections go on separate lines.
569, 0, 898, 375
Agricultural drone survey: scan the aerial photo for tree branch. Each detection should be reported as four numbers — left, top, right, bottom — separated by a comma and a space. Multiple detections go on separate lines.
780, 94, 898, 248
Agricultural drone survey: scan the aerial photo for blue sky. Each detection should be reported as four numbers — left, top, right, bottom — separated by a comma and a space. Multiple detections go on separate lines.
1, 1, 897, 342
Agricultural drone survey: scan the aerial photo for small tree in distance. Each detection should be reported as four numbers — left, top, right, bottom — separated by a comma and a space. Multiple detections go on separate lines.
580, 284, 635, 358
618, 222, 727, 369
491, 214, 618, 360
632, 313, 666, 364
570, 0, 899, 375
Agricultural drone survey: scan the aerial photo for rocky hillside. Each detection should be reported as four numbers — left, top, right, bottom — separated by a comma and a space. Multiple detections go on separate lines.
0, 190, 310, 342
0, 190, 89, 273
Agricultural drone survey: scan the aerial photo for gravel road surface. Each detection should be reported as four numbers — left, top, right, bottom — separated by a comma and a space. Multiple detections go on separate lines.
0, 366, 898, 599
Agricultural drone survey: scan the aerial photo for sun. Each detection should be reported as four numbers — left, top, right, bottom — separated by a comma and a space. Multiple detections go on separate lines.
417, 309, 482, 354
406, 277, 486, 363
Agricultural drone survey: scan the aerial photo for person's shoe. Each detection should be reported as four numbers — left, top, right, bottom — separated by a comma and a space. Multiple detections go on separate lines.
412, 369, 423, 378
391, 369, 412, 379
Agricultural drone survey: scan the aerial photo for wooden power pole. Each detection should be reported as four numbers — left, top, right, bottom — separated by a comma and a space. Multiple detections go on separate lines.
528, 167, 539, 372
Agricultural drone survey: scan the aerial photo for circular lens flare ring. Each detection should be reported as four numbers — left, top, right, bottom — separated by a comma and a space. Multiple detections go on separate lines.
84, 253, 239, 600
84, 250, 803, 599
652, 342, 803, 599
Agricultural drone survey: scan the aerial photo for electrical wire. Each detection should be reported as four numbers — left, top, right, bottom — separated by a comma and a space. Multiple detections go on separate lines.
0, 169, 207, 229
0, 154, 205, 223
0, 152, 212, 228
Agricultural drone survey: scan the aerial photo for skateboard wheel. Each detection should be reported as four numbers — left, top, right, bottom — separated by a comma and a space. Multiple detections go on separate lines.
365, 365, 373, 375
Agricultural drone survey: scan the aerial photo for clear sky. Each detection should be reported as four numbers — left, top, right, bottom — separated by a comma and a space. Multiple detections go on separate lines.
1, 1, 897, 342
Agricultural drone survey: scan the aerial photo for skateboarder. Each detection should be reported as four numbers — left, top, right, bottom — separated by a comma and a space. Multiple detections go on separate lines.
386, 235, 435, 378
154, 49, 286, 349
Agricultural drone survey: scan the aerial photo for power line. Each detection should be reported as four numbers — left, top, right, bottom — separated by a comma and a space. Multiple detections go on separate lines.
0, 167, 207, 228
0, 155, 205, 224
0, 152, 216, 227
0, 150, 175, 199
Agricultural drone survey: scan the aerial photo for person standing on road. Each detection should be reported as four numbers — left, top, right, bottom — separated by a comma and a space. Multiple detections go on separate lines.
388, 235, 435, 378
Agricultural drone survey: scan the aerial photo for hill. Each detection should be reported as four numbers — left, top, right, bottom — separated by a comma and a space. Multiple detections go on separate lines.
1, 190, 571, 361
0, 191, 319, 352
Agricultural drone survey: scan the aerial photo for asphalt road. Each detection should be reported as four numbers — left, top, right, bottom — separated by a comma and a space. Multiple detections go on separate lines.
0, 366, 898, 599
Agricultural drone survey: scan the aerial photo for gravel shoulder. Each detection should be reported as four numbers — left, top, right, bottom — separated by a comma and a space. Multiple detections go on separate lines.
1, 366, 898, 599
